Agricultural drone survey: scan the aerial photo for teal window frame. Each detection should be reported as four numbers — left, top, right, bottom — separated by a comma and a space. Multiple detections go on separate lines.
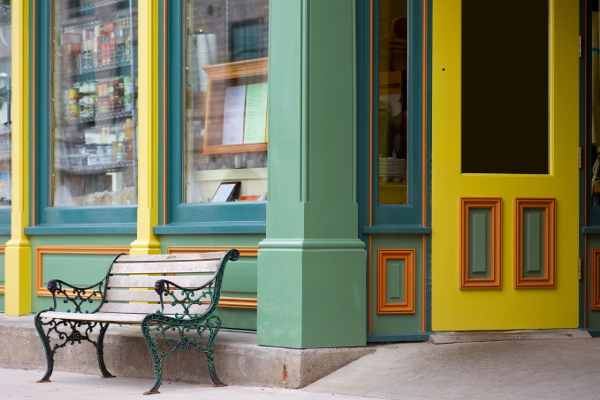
25, 0, 137, 236
154, 1, 266, 235
359, 0, 429, 234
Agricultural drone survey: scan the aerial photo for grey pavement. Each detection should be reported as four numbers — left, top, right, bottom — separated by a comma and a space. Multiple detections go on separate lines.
4, 336, 600, 399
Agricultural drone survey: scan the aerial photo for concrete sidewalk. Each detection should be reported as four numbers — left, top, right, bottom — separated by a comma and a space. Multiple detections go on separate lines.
0, 368, 380, 399
5, 335, 600, 399
304, 336, 600, 399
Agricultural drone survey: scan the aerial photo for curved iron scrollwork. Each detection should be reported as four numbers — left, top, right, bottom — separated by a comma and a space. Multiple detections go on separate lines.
48, 279, 107, 314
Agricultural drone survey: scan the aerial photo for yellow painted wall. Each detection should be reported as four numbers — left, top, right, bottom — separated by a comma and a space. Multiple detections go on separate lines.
431, 0, 579, 330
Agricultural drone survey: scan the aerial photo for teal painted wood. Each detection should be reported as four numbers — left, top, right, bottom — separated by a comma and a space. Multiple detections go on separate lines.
469, 208, 490, 278
367, 332, 430, 342
25, 224, 136, 235
523, 208, 545, 278
582, 225, 600, 233
386, 259, 403, 302
161, 1, 266, 232
33, 1, 137, 228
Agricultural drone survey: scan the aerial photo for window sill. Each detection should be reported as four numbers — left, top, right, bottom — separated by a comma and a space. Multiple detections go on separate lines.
25, 223, 137, 235
363, 224, 432, 234
154, 221, 266, 235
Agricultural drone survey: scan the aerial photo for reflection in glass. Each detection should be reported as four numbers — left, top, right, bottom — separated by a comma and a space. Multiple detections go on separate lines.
378, 0, 408, 205
0, 2, 10, 207
51, 0, 138, 207
184, 0, 269, 204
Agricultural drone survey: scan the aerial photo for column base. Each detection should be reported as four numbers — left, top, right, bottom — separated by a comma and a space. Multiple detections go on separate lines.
4, 238, 32, 315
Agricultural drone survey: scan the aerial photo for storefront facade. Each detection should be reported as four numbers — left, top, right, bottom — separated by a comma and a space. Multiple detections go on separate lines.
1, 0, 598, 349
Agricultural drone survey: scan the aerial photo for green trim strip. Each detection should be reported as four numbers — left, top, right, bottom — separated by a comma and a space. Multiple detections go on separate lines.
259, 238, 366, 250
154, 222, 265, 235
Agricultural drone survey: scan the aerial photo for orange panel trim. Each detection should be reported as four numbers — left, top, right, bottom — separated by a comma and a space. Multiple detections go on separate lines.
591, 249, 600, 310
166, 246, 258, 309
377, 249, 415, 314
514, 198, 556, 289
35, 246, 131, 297
460, 198, 502, 289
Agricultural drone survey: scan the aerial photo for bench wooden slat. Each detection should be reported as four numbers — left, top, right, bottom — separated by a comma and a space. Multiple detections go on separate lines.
99, 302, 209, 316
115, 252, 225, 263
105, 289, 212, 303
40, 311, 147, 324
107, 275, 213, 289
110, 260, 220, 275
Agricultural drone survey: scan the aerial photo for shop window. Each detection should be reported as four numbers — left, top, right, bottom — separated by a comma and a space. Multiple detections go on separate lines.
160, 0, 268, 233
378, 1, 408, 205
50, 0, 138, 208
183, 0, 268, 205
363, 0, 425, 228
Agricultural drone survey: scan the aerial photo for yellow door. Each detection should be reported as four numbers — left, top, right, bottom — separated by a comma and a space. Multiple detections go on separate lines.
432, 0, 579, 331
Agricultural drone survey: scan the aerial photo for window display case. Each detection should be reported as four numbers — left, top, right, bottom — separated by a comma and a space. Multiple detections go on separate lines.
183, 0, 269, 205
51, 0, 138, 208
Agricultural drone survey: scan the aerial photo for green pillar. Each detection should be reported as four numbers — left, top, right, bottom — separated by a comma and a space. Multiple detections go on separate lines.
258, 0, 366, 349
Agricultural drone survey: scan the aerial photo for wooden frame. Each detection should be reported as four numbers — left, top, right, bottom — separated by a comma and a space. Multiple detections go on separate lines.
591, 249, 600, 310
514, 198, 556, 288
202, 58, 268, 155
460, 198, 502, 289
35, 246, 131, 297
167, 246, 258, 309
377, 249, 415, 314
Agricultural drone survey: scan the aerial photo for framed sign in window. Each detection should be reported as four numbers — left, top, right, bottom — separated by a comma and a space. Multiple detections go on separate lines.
202, 57, 268, 155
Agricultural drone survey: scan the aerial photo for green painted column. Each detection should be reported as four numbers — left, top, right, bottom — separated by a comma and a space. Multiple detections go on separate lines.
258, 0, 366, 349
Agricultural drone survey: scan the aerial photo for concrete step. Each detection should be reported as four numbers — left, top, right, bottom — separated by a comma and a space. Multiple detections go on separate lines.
0, 314, 373, 389
430, 329, 591, 344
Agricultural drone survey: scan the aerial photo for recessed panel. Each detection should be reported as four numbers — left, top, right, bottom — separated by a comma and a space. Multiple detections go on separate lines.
523, 209, 545, 278
468, 209, 490, 278
386, 259, 405, 303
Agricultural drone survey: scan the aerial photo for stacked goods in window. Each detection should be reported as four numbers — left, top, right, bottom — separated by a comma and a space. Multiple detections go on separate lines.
52, 0, 138, 208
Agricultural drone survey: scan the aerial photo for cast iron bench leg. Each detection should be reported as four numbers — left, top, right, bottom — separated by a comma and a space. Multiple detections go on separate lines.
141, 315, 162, 395
206, 316, 226, 387
96, 323, 115, 378
34, 313, 54, 383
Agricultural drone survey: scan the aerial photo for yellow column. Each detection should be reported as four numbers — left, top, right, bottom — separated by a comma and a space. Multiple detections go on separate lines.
5, 0, 31, 315
130, 0, 161, 256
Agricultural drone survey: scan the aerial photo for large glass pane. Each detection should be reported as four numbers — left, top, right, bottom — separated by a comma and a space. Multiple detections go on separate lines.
378, 0, 408, 205
0, 1, 10, 208
461, 0, 549, 174
51, 0, 138, 207
184, 0, 269, 204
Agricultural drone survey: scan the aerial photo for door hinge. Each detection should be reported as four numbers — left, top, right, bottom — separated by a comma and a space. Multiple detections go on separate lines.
580, 35, 582, 58
579, 258, 582, 280
579, 147, 582, 169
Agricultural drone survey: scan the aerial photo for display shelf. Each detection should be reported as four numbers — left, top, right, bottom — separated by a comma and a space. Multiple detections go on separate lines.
66, 110, 133, 124
63, 47, 133, 76
61, 159, 135, 175
62, 13, 129, 31
63, 0, 127, 16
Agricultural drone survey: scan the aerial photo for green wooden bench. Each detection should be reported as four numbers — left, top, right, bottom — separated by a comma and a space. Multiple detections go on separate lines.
34, 249, 240, 395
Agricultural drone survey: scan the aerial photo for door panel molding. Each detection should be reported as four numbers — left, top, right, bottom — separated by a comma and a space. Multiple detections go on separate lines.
514, 198, 556, 288
377, 249, 415, 314
460, 198, 502, 289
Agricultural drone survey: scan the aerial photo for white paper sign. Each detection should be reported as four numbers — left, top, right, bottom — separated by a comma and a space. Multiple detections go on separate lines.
222, 85, 247, 145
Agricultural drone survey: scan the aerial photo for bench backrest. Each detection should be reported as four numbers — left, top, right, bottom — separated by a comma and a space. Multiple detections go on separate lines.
98, 251, 227, 317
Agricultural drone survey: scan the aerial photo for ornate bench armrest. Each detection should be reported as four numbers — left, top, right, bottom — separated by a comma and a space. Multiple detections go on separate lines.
47, 278, 108, 314
153, 278, 216, 319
